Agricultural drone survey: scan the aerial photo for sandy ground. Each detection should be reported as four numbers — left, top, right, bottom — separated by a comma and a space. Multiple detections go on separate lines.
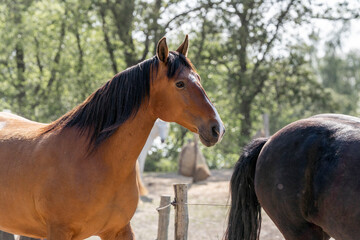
87, 169, 285, 240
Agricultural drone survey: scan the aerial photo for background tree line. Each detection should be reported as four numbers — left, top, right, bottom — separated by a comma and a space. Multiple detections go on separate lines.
0, 0, 359, 170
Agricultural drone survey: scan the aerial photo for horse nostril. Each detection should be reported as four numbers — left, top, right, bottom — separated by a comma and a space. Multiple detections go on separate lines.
212, 125, 220, 138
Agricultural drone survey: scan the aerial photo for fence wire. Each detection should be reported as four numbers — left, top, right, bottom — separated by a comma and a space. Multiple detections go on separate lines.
156, 199, 230, 211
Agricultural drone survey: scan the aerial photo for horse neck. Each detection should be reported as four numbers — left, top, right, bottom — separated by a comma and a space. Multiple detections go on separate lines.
98, 105, 156, 173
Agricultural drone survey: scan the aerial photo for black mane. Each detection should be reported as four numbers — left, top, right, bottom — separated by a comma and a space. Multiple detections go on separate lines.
43, 52, 193, 148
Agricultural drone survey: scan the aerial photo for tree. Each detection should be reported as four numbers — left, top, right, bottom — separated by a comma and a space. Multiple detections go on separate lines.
1, 0, 360, 170
319, 46, 360, 115
175, 0, 359, 143
151, 0, 359, 167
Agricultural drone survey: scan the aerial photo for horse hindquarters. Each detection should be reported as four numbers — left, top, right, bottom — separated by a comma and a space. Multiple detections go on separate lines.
225, 138, 268, 240
254, 128, 331, 240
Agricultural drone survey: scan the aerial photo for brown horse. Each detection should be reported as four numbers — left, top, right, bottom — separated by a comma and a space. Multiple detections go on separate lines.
0, 35, 224, 240
226, 114, 360, 240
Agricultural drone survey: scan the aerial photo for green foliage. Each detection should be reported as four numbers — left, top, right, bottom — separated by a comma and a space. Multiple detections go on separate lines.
319, 46, 360, 116
1, 0, 360, 170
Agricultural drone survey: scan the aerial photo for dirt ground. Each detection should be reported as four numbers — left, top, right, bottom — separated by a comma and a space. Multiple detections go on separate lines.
88, 169, 285, 240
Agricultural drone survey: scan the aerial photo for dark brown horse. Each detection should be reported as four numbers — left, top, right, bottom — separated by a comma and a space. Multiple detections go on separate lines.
226, 114, 360, 240
0, 35, 225, 240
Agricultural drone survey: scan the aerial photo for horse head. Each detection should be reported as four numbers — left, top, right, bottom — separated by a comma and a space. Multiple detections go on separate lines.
149, 35, 225, 147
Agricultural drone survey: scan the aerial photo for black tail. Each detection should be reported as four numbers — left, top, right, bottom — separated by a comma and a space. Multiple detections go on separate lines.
225, 138, 268, 240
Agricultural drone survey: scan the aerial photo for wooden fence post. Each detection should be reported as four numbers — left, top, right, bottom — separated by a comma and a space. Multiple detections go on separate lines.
157, 195, 171, 240
173, 184, 188, 240
263, 113, 270, 138
0, 231, 14, 240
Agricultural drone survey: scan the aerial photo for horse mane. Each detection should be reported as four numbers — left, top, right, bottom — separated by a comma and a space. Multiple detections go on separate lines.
42, 51, 194, 148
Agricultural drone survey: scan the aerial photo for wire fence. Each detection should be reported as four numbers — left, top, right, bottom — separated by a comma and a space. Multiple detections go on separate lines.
157, 201, 230, 211
153, 183, 231, 240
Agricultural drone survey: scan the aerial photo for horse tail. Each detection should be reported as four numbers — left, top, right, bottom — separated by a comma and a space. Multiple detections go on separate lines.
136, 161, 148, 196
225, 138, 268, 240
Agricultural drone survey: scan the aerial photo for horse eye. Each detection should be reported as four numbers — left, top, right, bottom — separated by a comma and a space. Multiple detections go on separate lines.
176, 81, 185, 89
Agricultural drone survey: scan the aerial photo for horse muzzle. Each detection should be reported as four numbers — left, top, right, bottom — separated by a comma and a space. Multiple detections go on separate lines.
199, 119, 225, 147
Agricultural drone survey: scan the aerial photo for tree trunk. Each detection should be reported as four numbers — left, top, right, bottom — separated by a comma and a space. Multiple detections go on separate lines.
110, 0, 137, 67
15, 41, 26, 108
13, 2, 26, 113
152, 0, 163, 55
99, 3, 118, 74
47, 5, 67, 89
74, 25, 83, 74
240, 100, 252, 143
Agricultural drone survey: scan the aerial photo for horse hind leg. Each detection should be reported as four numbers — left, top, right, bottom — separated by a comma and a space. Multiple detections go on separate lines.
114, 224, 135, 240
46, 225, 73, 240
271, 217, 330, 240
260, 199, 329, 239
283, 226, 330, 240
258, 195, 331, 240
100, 224, 135, 240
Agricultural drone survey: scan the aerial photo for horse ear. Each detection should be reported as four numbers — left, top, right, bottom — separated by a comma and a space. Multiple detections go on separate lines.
176, 34, 189, 57
156, 37, 169, 63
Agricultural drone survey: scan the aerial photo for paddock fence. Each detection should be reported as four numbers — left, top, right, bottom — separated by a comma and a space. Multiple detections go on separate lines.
156, 183, 230, 240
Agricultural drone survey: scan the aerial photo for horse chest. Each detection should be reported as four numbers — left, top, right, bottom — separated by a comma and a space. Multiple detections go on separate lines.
104, 194, 138, 225
84, 174, 139, 234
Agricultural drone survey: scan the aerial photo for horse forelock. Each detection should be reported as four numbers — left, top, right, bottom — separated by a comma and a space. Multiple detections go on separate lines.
167, 51, 195, 79
42, 53, 193, 149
